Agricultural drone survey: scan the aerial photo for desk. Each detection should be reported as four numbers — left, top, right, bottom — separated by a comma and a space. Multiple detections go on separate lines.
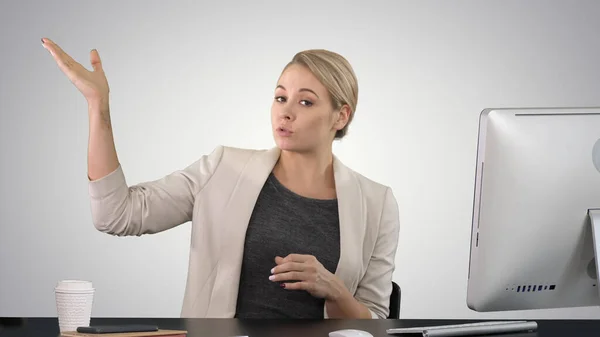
1, 317, 599, 337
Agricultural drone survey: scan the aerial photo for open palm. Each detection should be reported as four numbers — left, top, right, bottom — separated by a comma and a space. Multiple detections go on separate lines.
42, 38, 109, 104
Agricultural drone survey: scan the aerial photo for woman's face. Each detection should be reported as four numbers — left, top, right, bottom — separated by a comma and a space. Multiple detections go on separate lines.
271, 64, 348, 153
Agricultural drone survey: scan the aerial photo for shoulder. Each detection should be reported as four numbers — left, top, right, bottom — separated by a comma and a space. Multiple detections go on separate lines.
358, 170, 398, 214
336, 159, 399, 227
339, 159, 396, 203
203, 145, 278, 173
352, 169, 390, 195
219, 145, 263, 156
206, 145, 268, 163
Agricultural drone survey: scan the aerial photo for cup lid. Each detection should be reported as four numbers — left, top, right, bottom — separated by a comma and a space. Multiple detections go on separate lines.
55, 288, 95, 293
55, 280, 93, 291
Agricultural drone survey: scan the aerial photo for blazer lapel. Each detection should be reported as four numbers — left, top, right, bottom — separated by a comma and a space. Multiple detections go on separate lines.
322, 155, 365, 319
208, 147, 281, 317
332, 155, 365, 292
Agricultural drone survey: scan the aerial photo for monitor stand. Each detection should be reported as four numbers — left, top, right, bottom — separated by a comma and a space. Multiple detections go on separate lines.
587, 209, 600, 299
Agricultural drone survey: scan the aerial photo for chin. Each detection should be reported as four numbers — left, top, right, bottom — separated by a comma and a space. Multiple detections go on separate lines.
274, 137, 302, 152
275, 139, 295, 151
277, 143, 317, 155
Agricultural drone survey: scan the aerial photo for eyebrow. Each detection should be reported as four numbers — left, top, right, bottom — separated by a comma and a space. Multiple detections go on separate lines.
276, 85, 319, 98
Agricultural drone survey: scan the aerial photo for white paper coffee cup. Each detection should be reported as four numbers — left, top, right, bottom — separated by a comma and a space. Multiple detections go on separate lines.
55, 280, 95, 333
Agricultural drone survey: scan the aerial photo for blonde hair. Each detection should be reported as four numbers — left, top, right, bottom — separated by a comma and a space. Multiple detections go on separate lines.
283, 49, 359, 139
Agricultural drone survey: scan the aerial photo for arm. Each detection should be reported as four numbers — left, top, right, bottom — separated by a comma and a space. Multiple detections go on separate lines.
41, 39, 222, 237
325, 286, 373, 319
87, 99, 119, 181
350, 187, 401, 319
88, 144, 224, 236
85, 77, 225, 237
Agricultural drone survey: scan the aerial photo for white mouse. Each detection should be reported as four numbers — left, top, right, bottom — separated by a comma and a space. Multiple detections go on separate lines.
328, 329, 374, 337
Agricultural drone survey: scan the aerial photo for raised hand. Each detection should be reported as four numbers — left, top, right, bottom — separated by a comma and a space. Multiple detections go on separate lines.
41, 38, 109, 105
41, 37, 119, 180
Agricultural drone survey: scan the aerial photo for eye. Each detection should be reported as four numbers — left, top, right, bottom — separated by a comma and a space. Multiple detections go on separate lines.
300, 100, 313, 107
275, 96, 286, 103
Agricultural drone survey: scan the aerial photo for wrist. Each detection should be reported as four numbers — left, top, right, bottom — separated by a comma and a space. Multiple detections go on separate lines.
87, 97, 109, 115
88, 100, 112, 131
327, 279, 352, 303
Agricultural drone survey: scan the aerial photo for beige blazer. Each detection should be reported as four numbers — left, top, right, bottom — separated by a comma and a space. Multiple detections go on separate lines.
88, 145, 400, 319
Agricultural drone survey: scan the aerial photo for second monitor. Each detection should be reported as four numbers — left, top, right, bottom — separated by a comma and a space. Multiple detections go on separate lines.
467, 107, 600, 312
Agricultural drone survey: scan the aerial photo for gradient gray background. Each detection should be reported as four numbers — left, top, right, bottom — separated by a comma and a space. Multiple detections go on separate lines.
2, 0, 600, 319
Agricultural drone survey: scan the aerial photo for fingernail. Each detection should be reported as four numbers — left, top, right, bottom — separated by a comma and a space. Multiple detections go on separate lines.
41, 38, 44, 44
270, 268, 274, 274
280, 283, 286, 288
269, 275, 275, 281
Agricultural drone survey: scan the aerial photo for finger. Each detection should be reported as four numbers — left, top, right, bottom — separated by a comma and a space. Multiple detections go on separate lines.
282, 254, 314, 263
269, 271, 307, 282
90, 49, 103, 72
275, 256, 285, 265
281, 281, 311, 291
43, 39, 86, 79
41, 38, 55, 56
43, 38, 72, 63
271, 262, 305, 274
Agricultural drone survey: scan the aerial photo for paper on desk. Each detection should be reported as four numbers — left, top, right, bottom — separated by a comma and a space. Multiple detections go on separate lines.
60, 329, 187, 337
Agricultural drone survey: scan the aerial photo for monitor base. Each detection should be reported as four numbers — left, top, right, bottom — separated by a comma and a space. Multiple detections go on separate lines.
587, 209, 600, 299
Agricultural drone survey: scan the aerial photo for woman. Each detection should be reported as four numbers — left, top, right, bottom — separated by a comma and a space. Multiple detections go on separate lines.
41, 37, 400, 320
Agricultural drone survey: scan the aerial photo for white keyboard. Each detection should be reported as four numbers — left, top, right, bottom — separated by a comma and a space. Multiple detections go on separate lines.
386, 320, 538, 336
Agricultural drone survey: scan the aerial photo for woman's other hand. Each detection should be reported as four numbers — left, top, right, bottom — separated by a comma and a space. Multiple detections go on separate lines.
270, 254, 347, 300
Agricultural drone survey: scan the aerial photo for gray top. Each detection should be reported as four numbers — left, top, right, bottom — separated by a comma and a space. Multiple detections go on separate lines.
234, 172, 341, 319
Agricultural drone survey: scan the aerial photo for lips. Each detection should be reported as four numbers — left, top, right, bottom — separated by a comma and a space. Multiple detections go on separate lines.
276, 126, 293, 137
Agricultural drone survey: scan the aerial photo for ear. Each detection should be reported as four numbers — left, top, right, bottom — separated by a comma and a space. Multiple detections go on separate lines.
333, 104, 351, 131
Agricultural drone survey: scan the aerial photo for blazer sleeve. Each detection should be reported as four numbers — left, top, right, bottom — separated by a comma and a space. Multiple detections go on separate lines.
88, 145, 224, 236
354, 186, 400, 319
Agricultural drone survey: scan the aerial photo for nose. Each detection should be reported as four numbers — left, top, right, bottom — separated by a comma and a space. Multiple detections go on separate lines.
279, 103, 295, 121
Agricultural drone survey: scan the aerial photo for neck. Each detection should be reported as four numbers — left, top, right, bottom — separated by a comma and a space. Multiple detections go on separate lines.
274, 146, 335, 188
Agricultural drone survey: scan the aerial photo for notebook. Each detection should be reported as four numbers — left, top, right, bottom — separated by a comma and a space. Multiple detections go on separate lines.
60, 329, 187, 337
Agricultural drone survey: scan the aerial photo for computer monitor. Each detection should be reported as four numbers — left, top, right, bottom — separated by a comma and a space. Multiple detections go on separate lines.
466, 107, 600, 312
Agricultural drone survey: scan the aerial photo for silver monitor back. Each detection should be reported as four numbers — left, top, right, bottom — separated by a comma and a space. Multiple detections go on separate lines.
467, 107, 600, 312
